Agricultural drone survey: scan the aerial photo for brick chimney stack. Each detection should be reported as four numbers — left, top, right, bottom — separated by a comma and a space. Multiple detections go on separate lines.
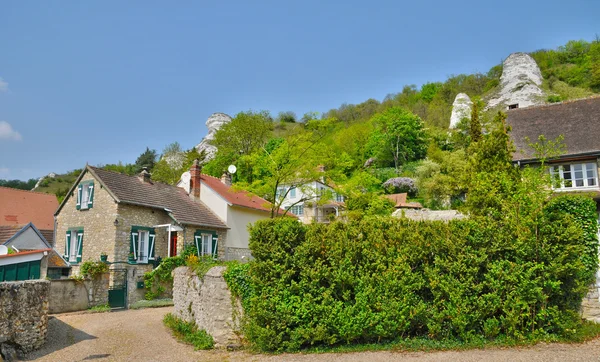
189, 159, 202, 201
138, 168, 151, 183
221, 172, 232, 187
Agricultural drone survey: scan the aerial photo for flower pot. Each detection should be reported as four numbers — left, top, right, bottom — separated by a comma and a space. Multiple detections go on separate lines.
100, 255, 108, 262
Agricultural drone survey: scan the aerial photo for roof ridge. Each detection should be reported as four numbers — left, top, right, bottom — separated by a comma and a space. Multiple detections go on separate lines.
90, 165, 184, 190
0, 185, 57, 197
508, 95, 600, 113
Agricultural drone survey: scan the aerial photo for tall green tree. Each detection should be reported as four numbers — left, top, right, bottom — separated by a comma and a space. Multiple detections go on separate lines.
368, 107, 427, 170
152, 143, 206, 185
469, 97, 483, 143
135, 147, 158, 172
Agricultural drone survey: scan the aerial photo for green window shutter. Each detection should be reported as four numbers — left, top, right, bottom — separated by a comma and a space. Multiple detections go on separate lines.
17, 262, 30, 281
148, 229, 156, 261
0, 266, 4, 282
4, 265, 16, 281
29, 261, 41, 279
65, 231, 71, 261
76, 185, 83, 210
211, 232, 218, 259
130, 227, 138, 260
194, 230, 201, 257
76, 231, 84, 263
87, 181, 95, 209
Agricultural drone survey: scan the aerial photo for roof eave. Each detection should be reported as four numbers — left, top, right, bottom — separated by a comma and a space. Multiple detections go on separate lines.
514, 150, 600, 165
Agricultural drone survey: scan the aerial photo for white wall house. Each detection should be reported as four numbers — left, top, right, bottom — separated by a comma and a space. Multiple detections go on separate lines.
277, 180, 344, 224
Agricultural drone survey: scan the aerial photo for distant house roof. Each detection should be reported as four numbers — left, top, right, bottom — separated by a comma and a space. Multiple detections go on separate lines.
200, 175, 274, 213
0, 186, 58, 230
56, 166, 227, 229
507, 97, 600, 162
2, 223, 69, 268
384, 193, 423, 209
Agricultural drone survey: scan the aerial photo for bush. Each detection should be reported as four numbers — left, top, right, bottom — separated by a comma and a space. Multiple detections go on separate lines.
144, 256, 185, 300
80, 261, 109, 278
547, 95, 562, 103
382, 177, 418, 196
242, 214, 594, 352
163, 313, 214, 350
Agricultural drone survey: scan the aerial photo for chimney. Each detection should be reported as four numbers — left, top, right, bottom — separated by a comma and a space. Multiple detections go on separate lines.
221, 172, 232, 187
138, 168, 151, 183
189, 159, 202, 201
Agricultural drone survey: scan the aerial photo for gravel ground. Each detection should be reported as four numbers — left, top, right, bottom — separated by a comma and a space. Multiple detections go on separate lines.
25, 307, 600, 362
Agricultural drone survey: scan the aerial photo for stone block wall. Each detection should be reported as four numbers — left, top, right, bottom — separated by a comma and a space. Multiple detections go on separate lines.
172, 266, 242, 348
48, 273, 109, 313
126, 264, 153, 307
0, 280, 49, 355
225, 247, 253, 261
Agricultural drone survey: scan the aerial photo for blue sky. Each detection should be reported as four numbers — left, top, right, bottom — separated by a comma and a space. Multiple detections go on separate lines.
1, 0, 599, 181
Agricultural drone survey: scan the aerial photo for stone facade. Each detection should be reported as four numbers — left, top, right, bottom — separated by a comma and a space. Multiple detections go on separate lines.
173, 266, 242, 348
48, 273, 109, 313
0, 280, 49, 356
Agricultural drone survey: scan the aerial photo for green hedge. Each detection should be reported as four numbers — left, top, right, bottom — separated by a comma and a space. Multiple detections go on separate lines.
241, 196, 596, 351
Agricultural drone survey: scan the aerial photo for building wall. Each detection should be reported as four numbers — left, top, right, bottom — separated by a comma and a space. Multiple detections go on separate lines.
4, 228, 49, 250
48, 273, 109, 313
227, 206, 268, 249
55, 171, 119, 272
199, 182, 228, 222
180, 225, 227, 260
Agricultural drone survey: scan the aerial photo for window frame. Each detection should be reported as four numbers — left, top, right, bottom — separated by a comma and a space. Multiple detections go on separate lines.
137, 230, 149, 264
550, 162, 599, 191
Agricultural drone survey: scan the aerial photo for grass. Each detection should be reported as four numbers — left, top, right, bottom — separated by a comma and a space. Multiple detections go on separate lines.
298, 320, 600, 355
163, 313, 214, 350
130, 298, 174, 310
87, 304, 111, 313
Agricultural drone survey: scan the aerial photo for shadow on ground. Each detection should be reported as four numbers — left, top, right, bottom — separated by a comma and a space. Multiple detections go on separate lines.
24, 316, 98, 361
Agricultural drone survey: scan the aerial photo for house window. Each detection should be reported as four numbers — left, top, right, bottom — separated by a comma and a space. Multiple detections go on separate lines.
201, 234, 212, 256
508, 103, 519, 109
289, 205, 304, 216
77, 181, 94, 210
290, 187, 296, 199
335, 194, 344, 203
137, 230, 149, 263
550, 162, 598, 190
276, 187, 285, 200
194, 230, 218, 258
65, 229, 83, 264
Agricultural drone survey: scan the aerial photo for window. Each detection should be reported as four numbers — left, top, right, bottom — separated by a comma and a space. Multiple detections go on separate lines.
550, 162, 598, 190
137, 230, 149, 263
194, 230, 218, 258
334, 193, 344, 202
65, 229, 83, 264
289, 205, 304, 216
76, 181, 94, 210
290, 187, 296, 199
130, 227, 156, 264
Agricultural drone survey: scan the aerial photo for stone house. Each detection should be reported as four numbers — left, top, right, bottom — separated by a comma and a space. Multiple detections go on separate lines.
506, 96, 600, 318
54, 164, 227, 306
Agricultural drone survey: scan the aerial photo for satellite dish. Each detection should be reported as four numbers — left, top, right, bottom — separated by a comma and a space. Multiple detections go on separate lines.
0, 245, 8, 255
228, 165, 237, 174
181, 171, 191, 184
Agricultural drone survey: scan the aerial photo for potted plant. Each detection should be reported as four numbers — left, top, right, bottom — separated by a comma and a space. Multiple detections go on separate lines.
100, 252, 108, 262
128, 252, 136, 263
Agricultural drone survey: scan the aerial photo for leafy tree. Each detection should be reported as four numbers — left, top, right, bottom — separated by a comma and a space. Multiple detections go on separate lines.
102, 162, 137, 175
152, 143, 207, 185
367, 107, 427, 170
135, 147, 158, 172
469, 97, 483, 143
276, 111, 297, 123
0, 178, 38, 190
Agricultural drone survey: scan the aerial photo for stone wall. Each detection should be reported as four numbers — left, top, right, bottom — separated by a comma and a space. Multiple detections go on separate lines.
172, 266, 241, 348
0, 280, 49, 356
393, 208, 465, 222
225, 247, 253, 261
181, 226, 228, 259
48, 273, 109, 314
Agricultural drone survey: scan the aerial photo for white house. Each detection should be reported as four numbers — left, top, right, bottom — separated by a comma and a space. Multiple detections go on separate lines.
178, 162, 279, 260
277, 180, 345, 224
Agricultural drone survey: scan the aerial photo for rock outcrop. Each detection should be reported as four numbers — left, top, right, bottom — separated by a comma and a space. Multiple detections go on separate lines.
449, 93, 472, 129
195, 113, 232, 159
486, 53, 546, 110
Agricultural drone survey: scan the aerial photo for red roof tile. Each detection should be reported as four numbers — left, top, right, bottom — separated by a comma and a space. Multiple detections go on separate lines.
0, 248, 51, 259
0, 187, 58, 229
200, 175, 275, 214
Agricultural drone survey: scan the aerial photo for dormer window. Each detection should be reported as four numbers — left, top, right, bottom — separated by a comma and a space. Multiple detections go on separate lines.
76, 181, 95, 210
550, 162, 598, 190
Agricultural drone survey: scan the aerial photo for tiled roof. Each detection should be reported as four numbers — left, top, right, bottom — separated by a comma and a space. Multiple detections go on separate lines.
88, 166, 227, 229
0, 226, 20, 244
506, 96, 600, 161
0, 248, 51, 259
0, 187, 58, 229
200, 175, 274, 213
384, 193, 423, 209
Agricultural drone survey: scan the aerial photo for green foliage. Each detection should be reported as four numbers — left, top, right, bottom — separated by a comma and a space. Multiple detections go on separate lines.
163, 313, 214, 350
102, 162, 137, 175
223, 262, 254, 310
80, 261, 109, 278
87, 304, 111, 313
547, 95, 562, 103
135, 147, 158, 173
152, 144, 206, 185
242, 214, 592, 352
469, 97, 483, 142
0, 178, 38, 190
144, 255, 186, 300
276, 111, 297, 123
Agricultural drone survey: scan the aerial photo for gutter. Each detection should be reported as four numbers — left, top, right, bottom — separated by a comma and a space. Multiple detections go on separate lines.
514, 151, 600, 165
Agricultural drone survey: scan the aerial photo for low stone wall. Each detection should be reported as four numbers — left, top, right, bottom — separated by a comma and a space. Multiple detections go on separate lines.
0, 280, 49, 357
225, 247, 253, 261
393, 208, 465, 222
173, 266, 241, 348
48, 273, 109, 314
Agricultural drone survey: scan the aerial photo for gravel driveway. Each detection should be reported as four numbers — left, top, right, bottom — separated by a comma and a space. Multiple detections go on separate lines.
25, 307, 600, 362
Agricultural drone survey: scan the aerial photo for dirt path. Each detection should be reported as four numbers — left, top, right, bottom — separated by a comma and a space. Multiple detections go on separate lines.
26, 307, 600, 361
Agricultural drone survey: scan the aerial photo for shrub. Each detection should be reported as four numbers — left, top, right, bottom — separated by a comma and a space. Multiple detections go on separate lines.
80, 261, 109, 278
382, 177, 417, 196
163, 313, 214, 350
547, 95, 562, 103
144, 256, 185, 300
242, 214, 594, 352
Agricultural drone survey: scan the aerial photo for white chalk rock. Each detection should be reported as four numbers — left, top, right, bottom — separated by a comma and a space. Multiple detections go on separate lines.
195, 113, 232, 159
449, 93, 472, 129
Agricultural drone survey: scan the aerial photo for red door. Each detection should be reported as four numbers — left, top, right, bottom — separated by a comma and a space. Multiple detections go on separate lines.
170, 233, 178, 257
